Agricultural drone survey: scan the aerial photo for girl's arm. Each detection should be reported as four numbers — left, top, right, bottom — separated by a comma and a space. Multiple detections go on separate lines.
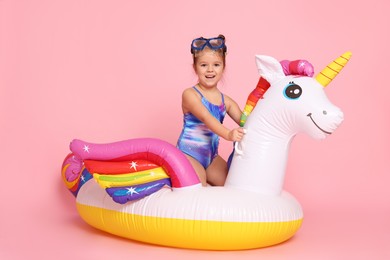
182, 89, 243, 141
224, 95, 242, 126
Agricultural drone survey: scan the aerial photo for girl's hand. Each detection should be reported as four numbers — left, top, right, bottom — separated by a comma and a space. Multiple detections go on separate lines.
228, 128, 246, 142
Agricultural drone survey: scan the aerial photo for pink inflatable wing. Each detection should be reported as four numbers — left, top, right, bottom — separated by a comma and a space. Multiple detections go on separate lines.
69, 138, 200, 188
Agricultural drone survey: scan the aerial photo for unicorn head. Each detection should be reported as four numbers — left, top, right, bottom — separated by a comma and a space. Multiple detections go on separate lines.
226, 52, 351, 195
252, 52, 351, 139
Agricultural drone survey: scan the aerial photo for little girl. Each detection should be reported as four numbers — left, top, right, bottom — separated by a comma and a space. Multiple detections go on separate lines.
177, 35, 244, 186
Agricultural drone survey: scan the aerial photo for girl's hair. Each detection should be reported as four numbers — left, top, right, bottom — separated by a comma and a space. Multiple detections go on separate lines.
192, 34, 227, 69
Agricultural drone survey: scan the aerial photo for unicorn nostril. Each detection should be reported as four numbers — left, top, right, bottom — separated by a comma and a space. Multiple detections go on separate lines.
323, 110, 327, 115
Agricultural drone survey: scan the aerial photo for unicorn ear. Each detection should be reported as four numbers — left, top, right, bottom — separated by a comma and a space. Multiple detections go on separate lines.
255, 55, 285, 84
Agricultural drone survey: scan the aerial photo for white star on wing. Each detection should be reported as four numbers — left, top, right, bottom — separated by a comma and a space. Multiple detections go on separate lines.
83, 145, 90, 153
130, 161, 138, 171
126, 187, 139, 195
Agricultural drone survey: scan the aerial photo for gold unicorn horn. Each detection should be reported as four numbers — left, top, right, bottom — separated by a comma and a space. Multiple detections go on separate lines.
315, 51, 352, 87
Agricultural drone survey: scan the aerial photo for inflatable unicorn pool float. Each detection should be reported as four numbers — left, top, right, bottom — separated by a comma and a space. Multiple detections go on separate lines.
62, 52, 351, 250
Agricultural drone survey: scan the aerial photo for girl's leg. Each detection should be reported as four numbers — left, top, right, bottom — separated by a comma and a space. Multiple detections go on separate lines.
206, 155, 228, 186
184, 154, 207, 186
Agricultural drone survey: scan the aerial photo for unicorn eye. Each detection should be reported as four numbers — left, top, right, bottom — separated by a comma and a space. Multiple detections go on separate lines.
284, 82, 302, 99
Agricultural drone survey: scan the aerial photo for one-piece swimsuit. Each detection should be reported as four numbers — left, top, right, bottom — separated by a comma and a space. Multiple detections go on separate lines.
177, 86, 226, 168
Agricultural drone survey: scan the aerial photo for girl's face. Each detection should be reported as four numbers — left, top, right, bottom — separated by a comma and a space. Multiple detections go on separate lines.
194, 49, 225, 89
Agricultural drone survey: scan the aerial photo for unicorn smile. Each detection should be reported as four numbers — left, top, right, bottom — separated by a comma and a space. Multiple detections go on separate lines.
307, 113, 332, 135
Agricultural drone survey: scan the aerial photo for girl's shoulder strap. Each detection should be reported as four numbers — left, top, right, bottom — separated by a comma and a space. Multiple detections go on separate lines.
192, 86, 204, 97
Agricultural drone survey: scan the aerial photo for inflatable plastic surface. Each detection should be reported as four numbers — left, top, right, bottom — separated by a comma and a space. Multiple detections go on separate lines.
62, 52, 351, 250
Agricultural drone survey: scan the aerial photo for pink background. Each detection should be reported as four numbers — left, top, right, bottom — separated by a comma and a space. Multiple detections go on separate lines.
1, 0, 389, 259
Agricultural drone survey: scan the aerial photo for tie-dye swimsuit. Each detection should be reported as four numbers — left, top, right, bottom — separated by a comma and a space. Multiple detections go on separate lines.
177, 86, 227, 168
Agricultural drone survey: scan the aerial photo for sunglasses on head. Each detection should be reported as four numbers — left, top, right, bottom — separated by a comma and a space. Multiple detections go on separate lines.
191, 37, 226, 54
